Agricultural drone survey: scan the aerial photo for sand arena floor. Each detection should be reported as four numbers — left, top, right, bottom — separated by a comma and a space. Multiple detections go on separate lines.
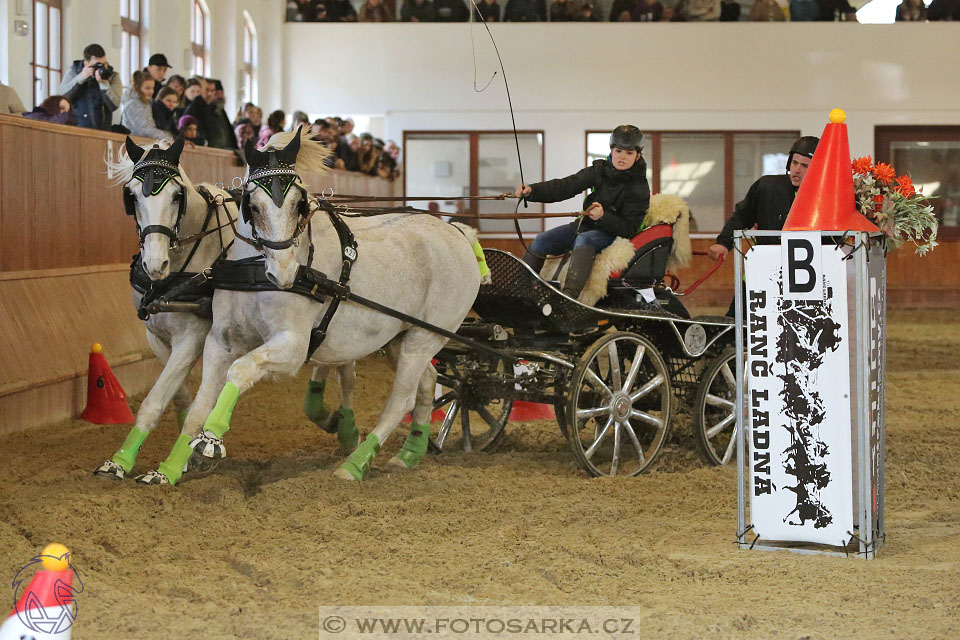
1, 310, 958, 639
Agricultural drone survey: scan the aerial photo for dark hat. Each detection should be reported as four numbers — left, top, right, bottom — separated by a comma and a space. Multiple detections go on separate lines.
148, 53, 171, 68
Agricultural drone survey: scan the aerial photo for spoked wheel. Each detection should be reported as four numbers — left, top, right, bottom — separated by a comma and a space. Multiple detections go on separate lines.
428, 354, 514, 454
693, 348, 738, 466
567, 331, 672, 477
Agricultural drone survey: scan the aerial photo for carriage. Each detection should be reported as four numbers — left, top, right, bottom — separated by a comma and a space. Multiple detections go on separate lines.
428, 247, 739, 477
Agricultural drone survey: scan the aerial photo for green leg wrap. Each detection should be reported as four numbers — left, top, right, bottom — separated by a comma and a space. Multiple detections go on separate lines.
156, 434, 194, 485
392, 424, 430, 469
203, 382, 239, 439
472, 240, 491, 280
112, 427, 149, 473
303, 380, 328, 422
337, 408, 359, 451
338, 433, 381, 480
177, 410, 188, 430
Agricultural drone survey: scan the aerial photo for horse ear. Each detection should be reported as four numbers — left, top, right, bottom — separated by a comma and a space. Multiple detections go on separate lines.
167, 135, 186, 164
244, 137, 260, 166
278, 126, 303, 165
125, 136, 145, 163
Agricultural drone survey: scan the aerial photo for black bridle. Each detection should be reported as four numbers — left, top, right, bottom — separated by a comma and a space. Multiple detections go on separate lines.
123, 139, 189, 249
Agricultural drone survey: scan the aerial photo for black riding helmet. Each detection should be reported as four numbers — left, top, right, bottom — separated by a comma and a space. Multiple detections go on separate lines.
786, 136, 819, 171
609, 125, 644, 152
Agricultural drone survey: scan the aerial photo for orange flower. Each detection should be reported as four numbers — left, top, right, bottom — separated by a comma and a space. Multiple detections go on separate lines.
873, 194, 885, 211
895, 174, 916, 198
872, 162, 896, 185
852, 156, 873, 175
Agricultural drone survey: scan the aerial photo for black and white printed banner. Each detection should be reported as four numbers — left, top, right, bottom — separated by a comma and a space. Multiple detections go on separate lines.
746, 235, 853, 546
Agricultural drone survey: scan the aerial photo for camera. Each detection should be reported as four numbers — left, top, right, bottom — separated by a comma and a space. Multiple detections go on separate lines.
93, 62, 114, 80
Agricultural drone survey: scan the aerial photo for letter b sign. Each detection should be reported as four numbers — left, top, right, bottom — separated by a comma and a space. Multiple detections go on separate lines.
781, 232, 822, 300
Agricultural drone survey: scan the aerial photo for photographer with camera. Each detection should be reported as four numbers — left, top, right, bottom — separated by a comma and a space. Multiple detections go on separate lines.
57, 43, 122, 131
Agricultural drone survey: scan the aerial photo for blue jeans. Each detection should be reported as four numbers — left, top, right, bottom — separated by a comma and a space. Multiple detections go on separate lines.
529, 222, 616, 255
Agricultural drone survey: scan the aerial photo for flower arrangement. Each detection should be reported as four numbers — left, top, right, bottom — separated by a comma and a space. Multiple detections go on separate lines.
852, 156, 938, 255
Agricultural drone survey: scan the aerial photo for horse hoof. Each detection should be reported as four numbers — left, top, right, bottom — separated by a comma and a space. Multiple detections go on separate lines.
93, 460, 125, 480
189, 431, 226, 459
134, 470, 170, 486
334, 467, 360, 481
308, 410, 338, 434
386, 456, 413, 469
187, 452, 220, 474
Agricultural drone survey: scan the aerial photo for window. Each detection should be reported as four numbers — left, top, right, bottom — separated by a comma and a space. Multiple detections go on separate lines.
191, 0, 210, 76
876, 126, 960, 239
587, 130, 799, 233
32, 0, 62, 106
403, 131, 545, 236
120, 0, 142, 87
241, 12, 258, 105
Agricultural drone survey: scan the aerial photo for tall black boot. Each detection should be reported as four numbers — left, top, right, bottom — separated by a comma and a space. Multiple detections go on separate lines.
522, 249, 546, 275
562, 246, 596, 299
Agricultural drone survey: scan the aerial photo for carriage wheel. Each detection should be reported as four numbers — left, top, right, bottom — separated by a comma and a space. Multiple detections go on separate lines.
567, 332, 672, 477
427, 354, 513, 454
693, 348, 738, 466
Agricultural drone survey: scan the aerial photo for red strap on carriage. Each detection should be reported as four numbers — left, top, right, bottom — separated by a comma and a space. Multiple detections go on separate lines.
609, 224, 674, 278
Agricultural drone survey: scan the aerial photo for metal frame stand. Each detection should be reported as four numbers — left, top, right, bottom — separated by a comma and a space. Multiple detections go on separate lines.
735, 230, 886, 559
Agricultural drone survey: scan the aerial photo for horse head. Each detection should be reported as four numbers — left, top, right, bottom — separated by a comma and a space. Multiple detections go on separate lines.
124, 135, 187, 280
242, 126, 310, 289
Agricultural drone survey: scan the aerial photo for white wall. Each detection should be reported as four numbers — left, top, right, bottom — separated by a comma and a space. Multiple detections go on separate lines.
282, 23, 960, 218
0, 0, 283, 114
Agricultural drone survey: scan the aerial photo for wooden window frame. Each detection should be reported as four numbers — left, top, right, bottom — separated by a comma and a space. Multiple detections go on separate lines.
121, 0, 142, 86
31, 0, 63, 107
875, 125, 960, 241
242, 13, 257, 105
586, 129, 800, 231
191, 0, 210, 76
402, 130, 546, 236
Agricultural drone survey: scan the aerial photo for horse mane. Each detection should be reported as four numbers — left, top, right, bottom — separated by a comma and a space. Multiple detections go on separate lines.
104, 139, 197, 191
262, 127, 331, 176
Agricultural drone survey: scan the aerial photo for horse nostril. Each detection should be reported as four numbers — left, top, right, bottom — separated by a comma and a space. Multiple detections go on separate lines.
160, 260, 170, 275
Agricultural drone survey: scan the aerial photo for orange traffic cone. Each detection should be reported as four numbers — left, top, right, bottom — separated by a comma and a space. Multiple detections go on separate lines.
0, 543, 80, 640
79, 343, 135, 424
782, 108, 879, 233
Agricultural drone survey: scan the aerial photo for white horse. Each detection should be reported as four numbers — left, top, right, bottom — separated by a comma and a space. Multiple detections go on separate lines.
94, 136, 237, 480
135, 128, 482, 484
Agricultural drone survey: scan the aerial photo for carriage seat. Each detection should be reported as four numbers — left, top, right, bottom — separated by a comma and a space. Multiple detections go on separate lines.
609, 223, 674, 287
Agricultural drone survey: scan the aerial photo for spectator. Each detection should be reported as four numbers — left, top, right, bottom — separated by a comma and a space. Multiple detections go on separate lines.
327, 0, 359, 20
476, 0, 503, 20
234, 118, 257, 151
634, 0, 666, 20
677, 0, 721, 19
178, 115, 206, 147
183, 77, 236, 149
120, 70, 173, 141
749, 0, 785, 19
360, 0, 395, 19
609, 0, 637, 20
719, 0, 741, 19
289, 110, 310, 130
58, 43, 122, 130
310, 118, 330, 142
927, 0, 959, 19
504, 0, 547, 20
789, 0, 818, 19
401, 0, 437, 20
22, 95, 77, 125
578, 2, 602, 19
237, 102, 263, 135
1, 80, 25, 115
815, 0, 857, 19
895, 0, 926, 19
257, 110, 286, 148
153, 86, 180, 136
184, 77, 203, 102
434, 0, 469, 20
167, 74, 187, 100
356, 133, 381, 175
144, 53, 171, 99
549, 0, 579, 19
385, 139, 401, 161
288, 0, 321, 20
377, 154, 399, 181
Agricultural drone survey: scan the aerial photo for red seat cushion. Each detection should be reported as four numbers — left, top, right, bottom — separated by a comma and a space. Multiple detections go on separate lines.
610, 224, 673, 278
